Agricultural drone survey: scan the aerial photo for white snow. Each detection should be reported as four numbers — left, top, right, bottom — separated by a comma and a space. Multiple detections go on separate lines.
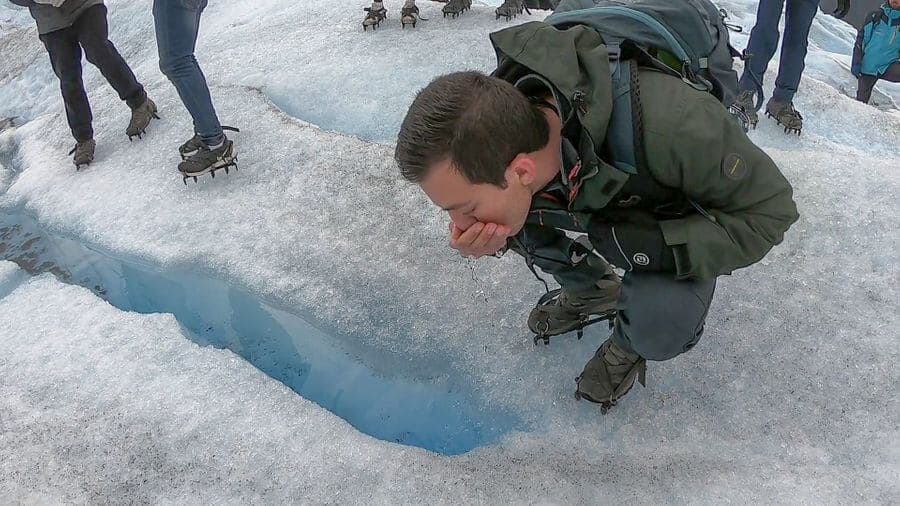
0, 0, 897, 502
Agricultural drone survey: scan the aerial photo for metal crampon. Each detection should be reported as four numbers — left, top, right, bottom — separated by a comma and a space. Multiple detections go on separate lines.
442, 0, 471, 18
765, 100, 803, 135
181, 158, 237, 185
495, 0, 528, 21
528, 287, 617, 346
363, 2, 387, 30
401, 5, 419, 27
180, 139, 238, 185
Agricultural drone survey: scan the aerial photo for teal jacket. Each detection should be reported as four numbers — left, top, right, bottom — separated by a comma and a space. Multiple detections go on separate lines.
852, 4, 900, 77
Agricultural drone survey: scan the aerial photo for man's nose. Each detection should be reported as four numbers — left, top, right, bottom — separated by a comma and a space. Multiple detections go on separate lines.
449, 211, 476, 230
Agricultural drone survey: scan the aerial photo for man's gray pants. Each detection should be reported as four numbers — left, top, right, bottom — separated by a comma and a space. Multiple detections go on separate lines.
611, 272, 717, 361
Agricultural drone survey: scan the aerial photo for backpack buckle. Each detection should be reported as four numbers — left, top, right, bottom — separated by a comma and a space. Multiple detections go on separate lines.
606, 42, 621, 61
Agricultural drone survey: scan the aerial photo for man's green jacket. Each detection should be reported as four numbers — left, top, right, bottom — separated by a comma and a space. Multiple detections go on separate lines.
491, 22, 799, 288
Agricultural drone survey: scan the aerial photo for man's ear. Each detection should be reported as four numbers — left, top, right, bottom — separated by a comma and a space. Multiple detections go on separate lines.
506, 153, 537, 187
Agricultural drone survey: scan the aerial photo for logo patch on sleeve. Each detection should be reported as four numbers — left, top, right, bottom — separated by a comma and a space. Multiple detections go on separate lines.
722, 153, 749, 180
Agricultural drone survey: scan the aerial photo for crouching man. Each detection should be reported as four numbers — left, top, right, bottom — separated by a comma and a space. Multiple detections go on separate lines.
394, 21, 799, 412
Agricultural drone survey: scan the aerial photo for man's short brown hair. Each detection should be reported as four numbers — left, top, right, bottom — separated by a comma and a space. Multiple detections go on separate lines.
395, 71, 549, 187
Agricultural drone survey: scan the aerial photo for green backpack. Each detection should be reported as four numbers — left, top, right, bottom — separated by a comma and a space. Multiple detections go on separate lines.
542, 0, 747, 177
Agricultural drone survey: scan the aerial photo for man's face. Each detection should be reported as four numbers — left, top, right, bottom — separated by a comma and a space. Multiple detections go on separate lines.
890, 0, 900, 9
419, 158, 534, 236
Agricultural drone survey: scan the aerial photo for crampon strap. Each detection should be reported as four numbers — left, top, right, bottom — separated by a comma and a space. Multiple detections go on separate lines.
531, 288, 616, 345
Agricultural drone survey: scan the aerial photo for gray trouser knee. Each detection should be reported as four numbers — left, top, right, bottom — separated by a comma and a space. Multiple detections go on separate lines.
611, 272, 716, 361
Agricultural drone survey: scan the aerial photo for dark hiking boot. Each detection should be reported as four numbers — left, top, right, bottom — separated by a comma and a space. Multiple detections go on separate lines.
575, 338, 647, 414
496, 0, 526, 20
179, 126, 240, 159
69, 139, 95, 170
442, 0, 470, 18
528, 276, 621, 345
401, 1, 419, 27
179, 139, 237, 183
362, 1, 387, 30
731, 89, 758, 129
765, 99, 803, 135
178, 134, 204, 160
126, 98, 159, 140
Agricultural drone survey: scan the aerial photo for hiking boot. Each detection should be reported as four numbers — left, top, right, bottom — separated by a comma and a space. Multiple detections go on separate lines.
496, 0, 525, 20
442, 0, 469, 18
126, 98, 159, 140
575, 338, 647, 414
528, 276, 621, 345
179, 126, 239, 159
178, 134, 204, 160
179, 139, 237, 183
765, 99, 803, 135
69, 138, 95, 170
362, 1, 387, 30
401, 1, 419, 27
731, 89, 758, 129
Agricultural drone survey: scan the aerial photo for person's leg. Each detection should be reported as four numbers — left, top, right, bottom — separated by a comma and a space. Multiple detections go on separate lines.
362, 0, 387, 30
738, 0, 787, 94
771, 0, 820, 103
74, 4, 147, 109
39, 28, 93, 142
610, 271, 717, 361
400, 0, 419, 28
856, 74, 878, 103
574, 271, 716, 409
878, 62, 900, 83
153, 0, 224, 147
857, 63, 900, 103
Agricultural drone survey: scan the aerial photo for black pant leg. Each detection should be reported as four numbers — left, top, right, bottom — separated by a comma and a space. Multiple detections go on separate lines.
610, 272, 717, 361
74, 4, 146, 109
879, 62, 900, 83
39, 28, 93, 142
856, 74, 878, 103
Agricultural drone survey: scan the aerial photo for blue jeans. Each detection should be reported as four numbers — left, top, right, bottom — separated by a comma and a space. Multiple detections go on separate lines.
738, 0, 821, 104
153, 0, 224, 147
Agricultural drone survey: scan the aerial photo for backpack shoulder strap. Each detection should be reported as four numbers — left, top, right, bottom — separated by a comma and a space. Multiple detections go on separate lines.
604, 59, 681, 204
868, 9, 888, 27
604, 57, 643, 176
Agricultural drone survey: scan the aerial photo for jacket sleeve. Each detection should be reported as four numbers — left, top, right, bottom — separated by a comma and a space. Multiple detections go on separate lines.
852, 12, 878, 76
644, 83, 800, 280
508, 224, 615, 292
851, 22, 865, 76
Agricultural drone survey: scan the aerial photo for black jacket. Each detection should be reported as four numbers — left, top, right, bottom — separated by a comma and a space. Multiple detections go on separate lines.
9, 0, 104, 35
